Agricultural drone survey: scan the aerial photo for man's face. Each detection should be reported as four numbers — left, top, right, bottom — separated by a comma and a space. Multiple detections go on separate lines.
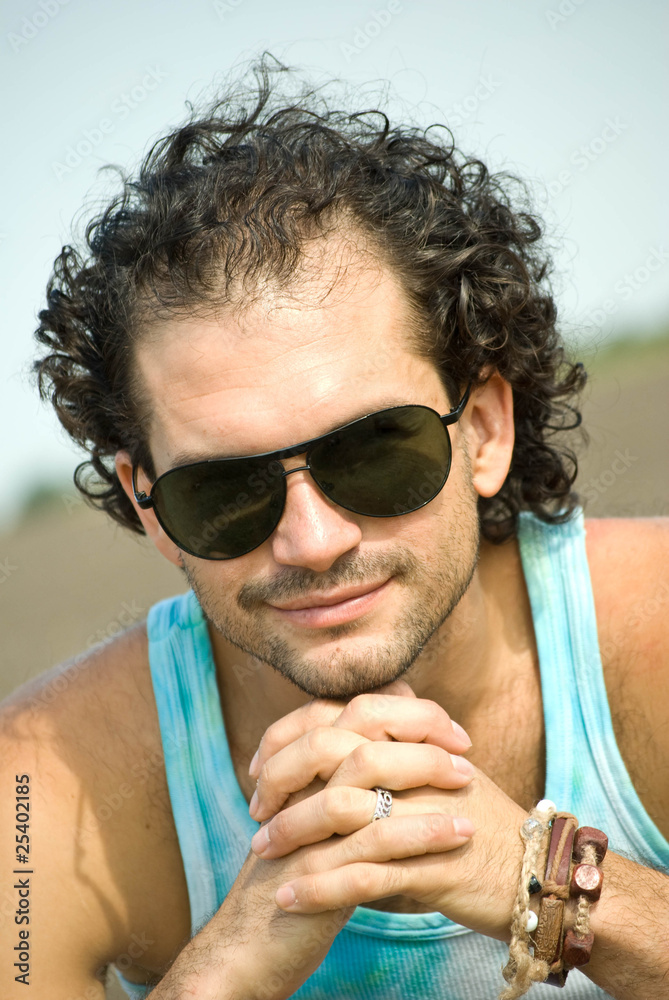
135, 240, 480, 698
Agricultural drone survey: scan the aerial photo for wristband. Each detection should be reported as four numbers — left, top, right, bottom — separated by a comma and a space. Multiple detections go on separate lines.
500, 806, 608, 999
535, 812, 578, 986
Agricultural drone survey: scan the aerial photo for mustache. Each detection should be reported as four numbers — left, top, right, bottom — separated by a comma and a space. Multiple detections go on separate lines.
236, 549, 420, 611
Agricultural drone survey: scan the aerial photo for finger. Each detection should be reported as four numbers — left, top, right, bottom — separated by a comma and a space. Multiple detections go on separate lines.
251, 784, 473, 859
251, 727, 369, 822
275, 818, 474, 912
327, 740, 475, 792
249, 680, 417, 780
366, 678, 417, 698
251, 785, 376, 857
332, 693, 471, 752
249, 699, 346, 780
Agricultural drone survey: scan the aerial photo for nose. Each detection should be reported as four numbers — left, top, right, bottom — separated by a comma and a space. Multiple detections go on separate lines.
269, 460, 363, 572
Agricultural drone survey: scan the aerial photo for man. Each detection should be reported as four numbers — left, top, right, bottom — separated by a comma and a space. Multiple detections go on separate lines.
2, 58, 668, 999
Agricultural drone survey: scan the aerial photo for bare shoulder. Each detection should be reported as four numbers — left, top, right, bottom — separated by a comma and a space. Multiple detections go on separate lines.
0, 623, 190, 993
585, 517, 669, 837
585, 517, 669, 638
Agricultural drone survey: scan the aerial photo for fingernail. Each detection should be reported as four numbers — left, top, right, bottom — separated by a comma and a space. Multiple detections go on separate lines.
248, 750, 259, 777
453, 817, 475, 838
249, 790, 259, 817
251, 825, 270, 854
451, 754, 475, 776
452, 721, 472, 748
275, 885, 297, 909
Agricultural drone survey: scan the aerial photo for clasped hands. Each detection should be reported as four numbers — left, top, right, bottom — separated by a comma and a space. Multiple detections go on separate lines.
247, 680, 528, 940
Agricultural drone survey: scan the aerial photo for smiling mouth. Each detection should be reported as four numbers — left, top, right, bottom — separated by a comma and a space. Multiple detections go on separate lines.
269, 579, 391, 611
268, 578, 393, 628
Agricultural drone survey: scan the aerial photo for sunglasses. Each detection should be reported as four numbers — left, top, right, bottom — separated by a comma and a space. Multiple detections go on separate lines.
132, 384, 471, 560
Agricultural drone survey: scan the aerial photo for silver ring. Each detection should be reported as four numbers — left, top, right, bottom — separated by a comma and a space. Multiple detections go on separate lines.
371, 787, 393, 822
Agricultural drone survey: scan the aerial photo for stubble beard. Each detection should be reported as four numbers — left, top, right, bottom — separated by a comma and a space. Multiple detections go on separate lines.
181, 494, 481, 700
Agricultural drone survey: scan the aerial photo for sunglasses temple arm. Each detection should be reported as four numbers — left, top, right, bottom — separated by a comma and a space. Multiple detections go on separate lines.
132, 465, 154, 509
441, 381, 472, 426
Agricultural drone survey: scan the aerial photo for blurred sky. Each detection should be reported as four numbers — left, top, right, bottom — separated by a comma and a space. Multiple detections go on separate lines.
1, 0, 668, 526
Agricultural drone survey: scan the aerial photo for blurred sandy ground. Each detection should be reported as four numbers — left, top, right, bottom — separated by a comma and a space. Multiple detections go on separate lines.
0, 335, 667, 998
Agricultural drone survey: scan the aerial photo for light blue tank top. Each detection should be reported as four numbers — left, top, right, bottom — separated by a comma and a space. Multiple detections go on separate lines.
112, 511, 669, 998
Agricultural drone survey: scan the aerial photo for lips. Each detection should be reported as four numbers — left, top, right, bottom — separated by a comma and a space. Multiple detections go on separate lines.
269, 580, 390, 611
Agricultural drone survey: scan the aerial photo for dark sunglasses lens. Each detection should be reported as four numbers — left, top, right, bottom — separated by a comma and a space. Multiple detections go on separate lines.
152, 458, 285, 559
310, 406, 451, 516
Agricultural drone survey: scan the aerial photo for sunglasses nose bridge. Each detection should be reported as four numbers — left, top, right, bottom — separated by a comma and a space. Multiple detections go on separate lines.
281, 463, 310, 479
279, 461, 338, 504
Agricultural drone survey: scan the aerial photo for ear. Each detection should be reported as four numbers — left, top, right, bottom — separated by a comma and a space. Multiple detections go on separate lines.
115, 450, 184, 568
461, 371, 514, 498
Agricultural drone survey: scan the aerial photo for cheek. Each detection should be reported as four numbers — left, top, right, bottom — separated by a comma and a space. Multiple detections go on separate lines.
181, 556, 237, 599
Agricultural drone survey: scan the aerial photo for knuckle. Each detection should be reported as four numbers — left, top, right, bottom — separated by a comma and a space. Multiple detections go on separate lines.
354, 693, 383, 722
269, 810, 291, 842
426, 744, 449, 772
351, 863, 376, 896
379, 865, 399, 897
321, 786, 357, 823
297, 875, 320, 905
308, 699, 342, 725
368, 817, 392, 849
346, 693, 366, 718
350, 741, 376, 771
258, 755, 276, 789
425, 698, 450, 725
420, 813, 447, 847
304, 726, 331, 757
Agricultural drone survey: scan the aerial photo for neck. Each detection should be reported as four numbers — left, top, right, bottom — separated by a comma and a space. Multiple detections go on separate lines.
404, 535, 539, 731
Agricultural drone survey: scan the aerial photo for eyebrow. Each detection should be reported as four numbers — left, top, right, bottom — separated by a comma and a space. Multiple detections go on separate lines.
167, 398, 418, 467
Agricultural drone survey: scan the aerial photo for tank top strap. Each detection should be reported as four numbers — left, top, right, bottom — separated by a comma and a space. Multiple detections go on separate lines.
146, 590, 259, 934
517, 510, 669, 870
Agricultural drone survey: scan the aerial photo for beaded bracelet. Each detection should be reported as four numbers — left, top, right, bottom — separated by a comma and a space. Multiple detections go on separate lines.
500, 799, 557, 999
563, 826, 608, 969
500, 805, 608, 999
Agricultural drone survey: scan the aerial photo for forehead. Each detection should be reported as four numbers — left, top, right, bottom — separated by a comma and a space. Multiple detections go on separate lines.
135, 245, 446, 466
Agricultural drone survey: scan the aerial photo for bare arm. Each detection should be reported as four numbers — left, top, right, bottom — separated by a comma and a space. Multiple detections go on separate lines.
0, 636, 352, 1000
145, 850, 352, 1000
578, 851, 669, 1000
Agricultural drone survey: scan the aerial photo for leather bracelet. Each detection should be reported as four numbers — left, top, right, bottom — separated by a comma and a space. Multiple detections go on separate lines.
537, 820, 608, 985
562, 826, 608, 969
501, 807, 608, 998
535, 812, 578, 986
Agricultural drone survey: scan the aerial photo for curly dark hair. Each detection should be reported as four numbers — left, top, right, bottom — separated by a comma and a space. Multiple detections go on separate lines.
33, 53, 586, 544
